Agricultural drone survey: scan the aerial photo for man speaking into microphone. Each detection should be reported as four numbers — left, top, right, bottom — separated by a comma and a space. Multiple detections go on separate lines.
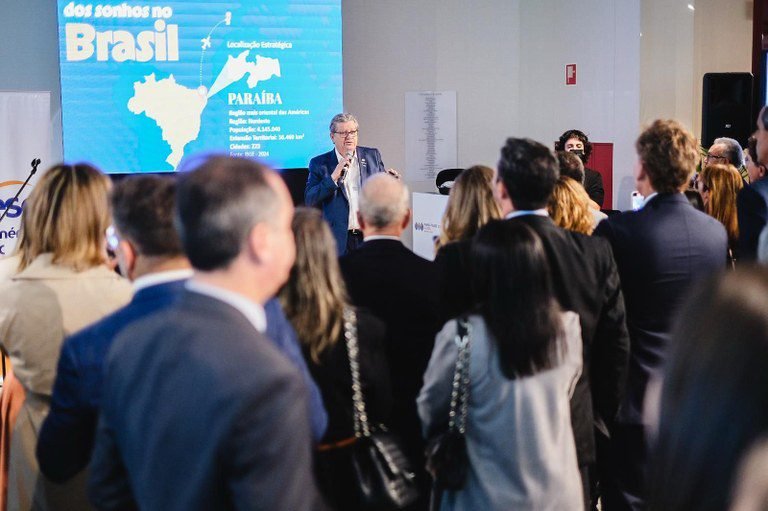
305, 113, 397, 254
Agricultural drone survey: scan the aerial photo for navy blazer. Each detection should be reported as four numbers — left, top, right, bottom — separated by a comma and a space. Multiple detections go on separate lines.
88, 290, 321, 511
595, 193, 728, 424
37, 281, 327, 484
305, 146, 385, 253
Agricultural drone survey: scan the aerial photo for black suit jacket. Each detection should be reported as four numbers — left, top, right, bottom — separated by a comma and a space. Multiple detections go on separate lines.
88, 290, 321, 511
510, 215, 630, 466
595, 193, 728, 424
737, 179, 768, 262
339, 239, 441, 459
585, 167, 605, 207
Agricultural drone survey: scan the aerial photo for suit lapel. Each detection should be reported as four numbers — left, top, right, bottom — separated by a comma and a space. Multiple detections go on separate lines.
327, 150, 349, 203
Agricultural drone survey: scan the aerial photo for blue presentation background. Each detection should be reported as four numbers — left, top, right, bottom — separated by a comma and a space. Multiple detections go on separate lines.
57, 0, 342, 173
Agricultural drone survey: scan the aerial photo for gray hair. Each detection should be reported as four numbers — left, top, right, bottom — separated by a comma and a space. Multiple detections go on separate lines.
359, 174, 410, 229
714, 137, 746, 168
175, 155, 280, 271
329, 113, 358, 133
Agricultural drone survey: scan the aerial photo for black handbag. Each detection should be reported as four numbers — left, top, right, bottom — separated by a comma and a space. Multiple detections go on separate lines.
343, 308, 420, 510
425, 317, 471, 491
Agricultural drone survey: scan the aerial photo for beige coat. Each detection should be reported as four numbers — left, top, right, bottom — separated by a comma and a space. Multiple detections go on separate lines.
0, 254, 132, 511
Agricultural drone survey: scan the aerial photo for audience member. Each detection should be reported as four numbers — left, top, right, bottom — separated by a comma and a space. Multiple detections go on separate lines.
433, 165, 501, 321
419, 220, 584, 510
697, 163, 743, 264
548, 176, 598, 234
36, 175, 191, 484
706, 136, 747, 182
88, 156, 321, 510
594, 119, 728, 510
305, 113, 395, 254
435, 165, 501, 249
647, 269, 768, 511
556, 129, 605, 207
339, 174, 439, 509
497, 138, 630, 509
0, 163, 132, 509
557, 150, 605, 213
738, 124, 768, 262
281, 207, 391, 511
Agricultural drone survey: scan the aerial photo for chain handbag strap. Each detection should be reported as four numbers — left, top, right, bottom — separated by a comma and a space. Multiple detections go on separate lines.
344, 307, 372, 438
448, 317, 471, 434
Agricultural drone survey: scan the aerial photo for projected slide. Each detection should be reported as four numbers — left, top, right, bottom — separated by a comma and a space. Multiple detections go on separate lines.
57, 1, 342, 173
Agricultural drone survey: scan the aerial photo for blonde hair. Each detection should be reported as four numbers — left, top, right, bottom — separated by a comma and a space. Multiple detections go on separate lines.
18, 163, 111, 272
547, 176, 594, 235
279, 207, 348, 363
699, 163, 743, 245
437, 165, 501, 249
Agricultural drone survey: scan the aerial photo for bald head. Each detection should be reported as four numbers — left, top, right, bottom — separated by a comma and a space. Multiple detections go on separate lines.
358, 173, 410, 236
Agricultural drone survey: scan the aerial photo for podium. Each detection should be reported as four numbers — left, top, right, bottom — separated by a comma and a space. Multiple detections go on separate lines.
411, 192, 449, 260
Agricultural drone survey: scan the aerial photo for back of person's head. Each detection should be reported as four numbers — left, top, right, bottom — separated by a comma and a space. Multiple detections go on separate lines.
713, 137, 746, 168
556, 151, 585, 184
470, 220, 562, 379
438, 165, 501, 247
175, 155, 281, 271
547, 176, 594, 235
648, 268, 768, 511
18, 163, 111, 272
555, 129, 593, 161
279, 207, 347, 363
699, 163, 743, 244
111, 175, 183, 257
358, 173, 409, 230
636, 119, 699, 193
498, 138, 560, 210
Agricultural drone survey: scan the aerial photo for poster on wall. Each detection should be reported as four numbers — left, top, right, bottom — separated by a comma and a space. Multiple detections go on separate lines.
57, 0, 343, 173
405, 91, 457, 183
0, 91, 51, 258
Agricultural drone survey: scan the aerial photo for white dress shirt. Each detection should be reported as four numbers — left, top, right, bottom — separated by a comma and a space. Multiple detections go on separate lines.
336, 149, 361, 230
185, 279, 267, 333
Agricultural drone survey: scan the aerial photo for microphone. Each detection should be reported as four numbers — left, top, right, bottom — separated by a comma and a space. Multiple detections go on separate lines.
0, 157, 41, 227
339, 151, 352, 184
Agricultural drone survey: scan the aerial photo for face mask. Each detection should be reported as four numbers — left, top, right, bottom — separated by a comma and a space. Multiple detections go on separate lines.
569, 149, 587, 163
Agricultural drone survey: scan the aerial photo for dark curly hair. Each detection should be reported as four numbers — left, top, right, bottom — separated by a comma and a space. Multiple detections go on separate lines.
555, 129, 593, 161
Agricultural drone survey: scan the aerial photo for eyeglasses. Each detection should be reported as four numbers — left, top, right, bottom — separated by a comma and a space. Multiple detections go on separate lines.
333, 130, 358, 138
704, 154, 727, 164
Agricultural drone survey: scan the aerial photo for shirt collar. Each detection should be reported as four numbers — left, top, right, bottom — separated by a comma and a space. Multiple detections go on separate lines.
335, 148, 356, 162
132, 269, 193, 293
185, 279, 267, 333
363, 235, 402, 242
504, 208, 550, 220
640, 192, 659, 209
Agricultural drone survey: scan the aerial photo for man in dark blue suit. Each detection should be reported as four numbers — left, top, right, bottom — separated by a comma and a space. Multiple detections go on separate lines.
305, 113, 391, 254
595, 120, 728, 510
87, 158, 322, 510
37, 175, 327, 484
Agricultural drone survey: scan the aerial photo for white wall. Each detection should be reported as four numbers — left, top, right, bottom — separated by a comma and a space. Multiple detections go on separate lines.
0, 0, 63, 162
0, 0, 753, 211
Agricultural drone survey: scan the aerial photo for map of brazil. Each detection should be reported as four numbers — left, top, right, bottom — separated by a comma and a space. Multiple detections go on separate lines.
57, 0, 342, 173
127, 50, 281, 168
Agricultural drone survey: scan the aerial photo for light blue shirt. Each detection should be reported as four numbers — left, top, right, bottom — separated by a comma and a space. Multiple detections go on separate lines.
504, 209, 550, 220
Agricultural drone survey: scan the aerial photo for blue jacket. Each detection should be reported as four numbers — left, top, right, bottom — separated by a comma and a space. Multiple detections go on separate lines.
88, 290, 321, 511
305, 146, 385, 253
37, 279, 327, 483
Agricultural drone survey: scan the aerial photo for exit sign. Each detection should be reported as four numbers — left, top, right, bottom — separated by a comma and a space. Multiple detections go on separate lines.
566, 64, 577, 86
